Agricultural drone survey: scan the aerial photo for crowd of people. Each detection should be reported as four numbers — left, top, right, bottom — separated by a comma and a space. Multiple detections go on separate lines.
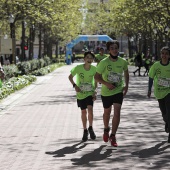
68, 41, 170, 147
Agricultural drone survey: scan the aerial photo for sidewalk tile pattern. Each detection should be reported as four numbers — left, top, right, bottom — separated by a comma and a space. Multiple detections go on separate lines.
0, 64, 170, 170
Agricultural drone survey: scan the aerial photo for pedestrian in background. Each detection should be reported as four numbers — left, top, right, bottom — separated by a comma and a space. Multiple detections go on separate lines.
148, 46, 170, 143
94, 41, 129, 147
143, 55, 152, 76
133, 53, 143, 76
95, 47, 108, 65
68, 51, 97, 142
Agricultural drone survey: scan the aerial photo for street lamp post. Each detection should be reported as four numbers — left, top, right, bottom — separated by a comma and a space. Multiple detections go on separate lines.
8, 14, 16, 64
129, 36, 134, 58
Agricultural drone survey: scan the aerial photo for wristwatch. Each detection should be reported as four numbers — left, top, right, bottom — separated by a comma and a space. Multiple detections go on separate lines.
73, 83, 76, 88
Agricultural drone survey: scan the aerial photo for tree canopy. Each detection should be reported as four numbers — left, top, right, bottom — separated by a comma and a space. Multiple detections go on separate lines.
0, 0, 169, 56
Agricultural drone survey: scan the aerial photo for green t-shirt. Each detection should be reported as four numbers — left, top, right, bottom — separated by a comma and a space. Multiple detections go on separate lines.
96, 57, 128, 96
149, 61, 170, 99
71, 64, 96, 99
145, 59, 151, 65
95, 54, 108, 63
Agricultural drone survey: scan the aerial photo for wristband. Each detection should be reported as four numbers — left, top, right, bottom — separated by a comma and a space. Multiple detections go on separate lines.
73, 83, 76, 88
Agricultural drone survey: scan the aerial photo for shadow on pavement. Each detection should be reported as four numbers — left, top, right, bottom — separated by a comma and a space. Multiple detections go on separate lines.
46, 142, 115, 168
45, 141, 87, 157
21, 94, 76, 107
71, 145, 114, 166
131, 141, 170, 158
131, 141, 170, 169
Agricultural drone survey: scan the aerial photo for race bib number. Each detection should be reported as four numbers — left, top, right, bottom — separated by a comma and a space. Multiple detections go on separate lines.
158, 78, 170, 87
107, 72, 121, 83
80, 83, 93, 92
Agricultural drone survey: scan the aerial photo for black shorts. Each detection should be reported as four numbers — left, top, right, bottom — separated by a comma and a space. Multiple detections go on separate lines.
101, 93, 123, 109
158, 93, 170, 119
77, 96, 93, 110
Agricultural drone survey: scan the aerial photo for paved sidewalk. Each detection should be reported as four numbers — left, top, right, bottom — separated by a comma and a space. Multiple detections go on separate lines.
0, 63, 170, 170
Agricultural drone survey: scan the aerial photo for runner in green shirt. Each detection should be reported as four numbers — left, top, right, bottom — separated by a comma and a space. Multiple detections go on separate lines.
68, 51, 97, 142
94, 41, 129, 147
95, 47, 108, 65
148, 46, 170, 143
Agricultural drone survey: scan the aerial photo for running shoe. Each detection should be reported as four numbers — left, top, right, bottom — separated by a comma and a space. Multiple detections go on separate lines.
88, 127, 96, 140
82, 129, 88, 142
109, 134, 118, 147
165, 122, 169, 133
103, 127, 110, 142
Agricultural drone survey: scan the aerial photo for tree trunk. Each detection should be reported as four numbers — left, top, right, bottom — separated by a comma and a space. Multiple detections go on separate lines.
38, 25, 42, 59
29, 26, 34, 60
47, 38, 52, 59
21, 21, 26, 61
56, 41, 58, 58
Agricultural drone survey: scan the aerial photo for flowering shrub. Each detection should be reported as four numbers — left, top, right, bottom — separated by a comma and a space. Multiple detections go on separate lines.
31, 63, 64, 76
0, 75, 36, 100
0, 62, 65, 100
